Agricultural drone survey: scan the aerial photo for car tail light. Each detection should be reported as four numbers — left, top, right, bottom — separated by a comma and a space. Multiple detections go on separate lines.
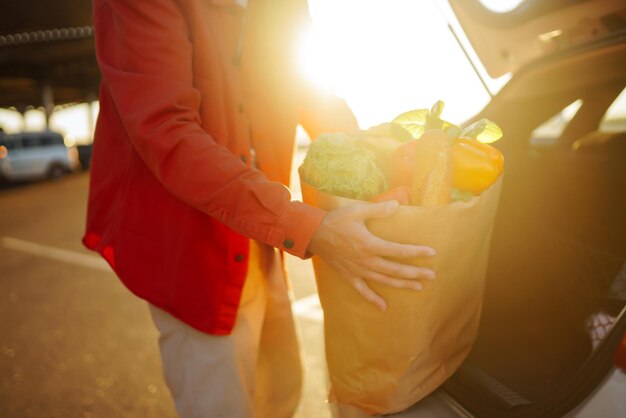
0, 145, 7, 159
616, 332, 626, 373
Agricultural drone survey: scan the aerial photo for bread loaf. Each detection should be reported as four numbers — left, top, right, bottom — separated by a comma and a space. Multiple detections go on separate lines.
409, 130, 453, 207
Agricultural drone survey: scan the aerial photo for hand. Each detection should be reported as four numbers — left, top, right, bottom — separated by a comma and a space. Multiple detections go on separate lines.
307, 200, 436, 311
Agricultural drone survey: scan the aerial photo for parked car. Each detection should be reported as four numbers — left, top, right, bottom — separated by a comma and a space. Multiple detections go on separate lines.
0, 130, 80, 182
392, 1, 626, 417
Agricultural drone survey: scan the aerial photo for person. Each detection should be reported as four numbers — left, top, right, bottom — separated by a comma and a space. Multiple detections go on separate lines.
83, 0, 436, 417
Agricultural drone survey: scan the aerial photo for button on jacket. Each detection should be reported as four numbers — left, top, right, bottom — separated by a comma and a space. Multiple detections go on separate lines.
84, 0, 357, 335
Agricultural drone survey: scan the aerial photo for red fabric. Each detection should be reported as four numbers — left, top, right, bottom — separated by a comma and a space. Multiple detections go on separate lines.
84, 0, 357, 335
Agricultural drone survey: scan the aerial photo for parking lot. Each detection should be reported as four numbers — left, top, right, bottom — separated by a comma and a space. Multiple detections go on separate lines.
0, 170, 333, 418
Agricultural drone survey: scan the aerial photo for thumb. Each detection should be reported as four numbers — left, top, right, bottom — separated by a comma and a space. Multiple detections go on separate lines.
352, 200, 399, 220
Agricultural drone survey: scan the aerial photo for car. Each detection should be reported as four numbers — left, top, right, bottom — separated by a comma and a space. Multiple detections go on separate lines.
386, 1, 626, 417
0, 130, 80, 182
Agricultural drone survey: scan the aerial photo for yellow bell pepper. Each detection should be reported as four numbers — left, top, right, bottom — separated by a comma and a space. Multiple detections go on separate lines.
452, 138, 504, 194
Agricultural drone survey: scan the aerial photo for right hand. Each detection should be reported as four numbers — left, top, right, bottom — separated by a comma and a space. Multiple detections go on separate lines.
307, 200, 436, 311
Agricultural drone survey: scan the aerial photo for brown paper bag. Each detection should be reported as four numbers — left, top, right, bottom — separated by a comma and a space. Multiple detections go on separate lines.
302, 177, 503, 415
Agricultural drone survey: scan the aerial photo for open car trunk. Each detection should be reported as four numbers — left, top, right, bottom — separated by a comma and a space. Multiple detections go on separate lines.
440, 27, 626, 417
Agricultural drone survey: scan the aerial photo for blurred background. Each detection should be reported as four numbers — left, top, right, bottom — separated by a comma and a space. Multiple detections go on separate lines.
0, 0, 506, 141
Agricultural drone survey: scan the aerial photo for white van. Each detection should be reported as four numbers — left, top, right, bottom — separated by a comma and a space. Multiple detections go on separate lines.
0, 131, 80, 182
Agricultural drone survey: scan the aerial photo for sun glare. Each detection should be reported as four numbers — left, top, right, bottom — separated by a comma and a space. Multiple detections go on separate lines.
1, 2, 493, 140
478, 0, 526, 14
299, 0, 491, 129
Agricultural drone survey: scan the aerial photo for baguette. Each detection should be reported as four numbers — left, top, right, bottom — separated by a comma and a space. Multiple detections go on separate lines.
410, 130, 453, 207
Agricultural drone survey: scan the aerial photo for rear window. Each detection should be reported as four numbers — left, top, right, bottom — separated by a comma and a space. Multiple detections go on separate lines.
41, 133, 65, 146
530, 99, 583, 148
529, 85, 626, 149
3, 132, 65, 148
22, 134, 44, 148
1, 135, 22, 149
600, 87, 626, 132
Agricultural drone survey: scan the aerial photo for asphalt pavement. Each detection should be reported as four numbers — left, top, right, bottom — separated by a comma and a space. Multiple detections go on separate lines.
0, 171, 330, 418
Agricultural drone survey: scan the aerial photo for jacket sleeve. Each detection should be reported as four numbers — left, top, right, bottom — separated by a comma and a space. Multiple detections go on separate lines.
93, 0, 325, 258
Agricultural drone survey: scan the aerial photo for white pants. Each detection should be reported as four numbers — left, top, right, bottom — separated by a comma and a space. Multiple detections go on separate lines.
149, 241, 303, 418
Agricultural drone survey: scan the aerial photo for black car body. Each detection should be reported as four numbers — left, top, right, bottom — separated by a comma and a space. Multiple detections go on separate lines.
435, 1, 626, 417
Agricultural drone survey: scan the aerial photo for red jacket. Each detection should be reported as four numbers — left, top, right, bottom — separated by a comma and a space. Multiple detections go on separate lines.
84, 0, 357, 335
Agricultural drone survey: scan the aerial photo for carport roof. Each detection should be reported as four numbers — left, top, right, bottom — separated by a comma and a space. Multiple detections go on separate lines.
0, 1, 99, 111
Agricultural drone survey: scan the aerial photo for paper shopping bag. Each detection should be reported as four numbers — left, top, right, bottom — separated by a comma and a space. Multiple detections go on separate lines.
301, 177, 502, 415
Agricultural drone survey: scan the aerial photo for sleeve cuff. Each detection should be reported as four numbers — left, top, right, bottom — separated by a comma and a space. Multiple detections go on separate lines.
268, 200, 326, 259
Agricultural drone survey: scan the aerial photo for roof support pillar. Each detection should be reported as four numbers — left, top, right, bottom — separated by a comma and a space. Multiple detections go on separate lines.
41, 82, 54, 128
15, 105, 27, 131
87, 92, 96, 143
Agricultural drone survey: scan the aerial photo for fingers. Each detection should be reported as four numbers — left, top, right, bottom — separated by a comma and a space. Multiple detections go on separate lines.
348, 200, 399, 220
319, 201, 439, 313
349, 276, 387, 311
343, 256, 435, 312
344, 201, 437, 259
368, 236, 436, 259
363, 257, 435, 281
347, 267, 432, 312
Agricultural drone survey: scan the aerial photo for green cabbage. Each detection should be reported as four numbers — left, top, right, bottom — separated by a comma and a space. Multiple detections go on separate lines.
299, 133, 386, 200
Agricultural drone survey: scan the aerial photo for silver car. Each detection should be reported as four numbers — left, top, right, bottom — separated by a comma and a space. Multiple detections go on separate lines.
0, 131, 80, 182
